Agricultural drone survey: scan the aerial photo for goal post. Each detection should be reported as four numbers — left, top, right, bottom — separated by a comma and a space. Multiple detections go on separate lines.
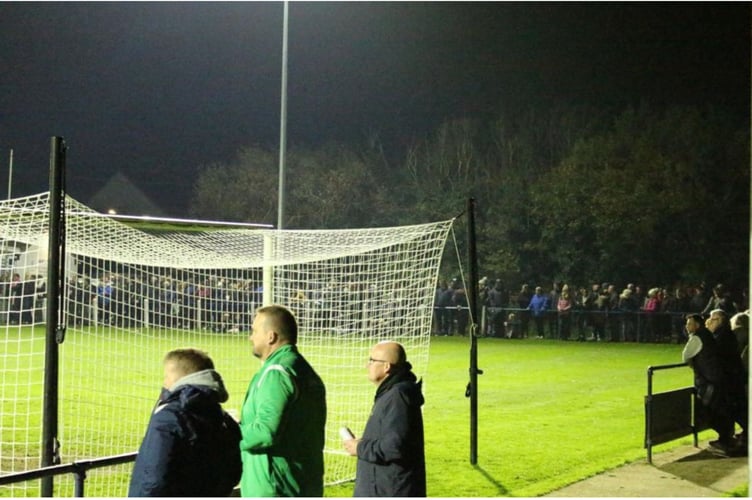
0, 191, 452, 496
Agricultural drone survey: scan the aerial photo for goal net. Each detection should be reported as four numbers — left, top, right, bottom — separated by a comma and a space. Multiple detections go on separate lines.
0, 192, 452, 496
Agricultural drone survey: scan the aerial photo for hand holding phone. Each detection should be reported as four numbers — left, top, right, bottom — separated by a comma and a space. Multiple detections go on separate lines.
339, 426, 355, 440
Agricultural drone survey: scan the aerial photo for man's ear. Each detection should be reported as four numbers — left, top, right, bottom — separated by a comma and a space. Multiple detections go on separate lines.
268, 330, 279, 345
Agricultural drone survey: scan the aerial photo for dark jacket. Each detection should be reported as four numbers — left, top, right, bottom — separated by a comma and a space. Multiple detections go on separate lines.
128, 369, 242, 497
355, 364, 426, 497
712, 324, 747, 398
690, 327, 724, 407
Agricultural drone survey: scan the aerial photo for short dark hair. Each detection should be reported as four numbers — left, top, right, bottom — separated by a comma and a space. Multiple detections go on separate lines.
164, 348, 214, 375
257, 305, 298, 344
685, 313, 703, 324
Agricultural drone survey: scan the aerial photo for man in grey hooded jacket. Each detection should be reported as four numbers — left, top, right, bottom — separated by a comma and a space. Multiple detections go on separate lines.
128, 348, 242, 497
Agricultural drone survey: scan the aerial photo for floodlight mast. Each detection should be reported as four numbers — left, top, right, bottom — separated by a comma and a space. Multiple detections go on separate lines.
277, 0, 289, 231
7, 148, 13, 199
270, 1, 290, 307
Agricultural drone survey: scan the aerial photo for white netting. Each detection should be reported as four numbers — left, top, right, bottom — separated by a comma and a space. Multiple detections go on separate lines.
0, 192, 452, 496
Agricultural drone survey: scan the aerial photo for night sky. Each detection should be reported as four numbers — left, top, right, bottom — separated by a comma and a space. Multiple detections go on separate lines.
0, 2, 748, 215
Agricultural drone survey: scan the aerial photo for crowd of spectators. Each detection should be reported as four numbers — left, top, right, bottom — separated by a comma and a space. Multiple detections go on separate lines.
0, 271, 264, 332
434, 278, 749, 343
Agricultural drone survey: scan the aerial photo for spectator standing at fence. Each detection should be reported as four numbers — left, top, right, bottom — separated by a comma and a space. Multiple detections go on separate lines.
342, 341, 426, 497
433, 280, 447, 335
547, 282, 561, 339
681, 314, 740, 456
688, 283, 709, 313
128, 348, 242, 496
705, 309, 747, 450
517, 284, 532, 338
240, 305, 327, 497
435, 280, 454, 335
702, 284, 737, 316
643, 288, 661, 342
618, 288, 638, 342
730, 312, 749, 377
590, 285, 609, 341
487, 279, 509, 337
528, 286, 548, 339
557, 285, 573, 340
452, 281, 469, 336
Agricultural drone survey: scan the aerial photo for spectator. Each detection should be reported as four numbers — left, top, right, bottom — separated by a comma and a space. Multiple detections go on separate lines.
730, 312, 749, 377
517, 284, 532, 338
434, 280, 453, 335
528, 286, 549, 339
702, 284, 737, 316
128, 348, 241, 496
618, 288, 639, 342
643, 287, 661, 342
705, 309, 747, 451
342, 341, 426, 497
557, 285, 573, 340
487, 279, 509, 337
452, 281, 469, 336
240, 305, 327, 497
681, 314, 739, 456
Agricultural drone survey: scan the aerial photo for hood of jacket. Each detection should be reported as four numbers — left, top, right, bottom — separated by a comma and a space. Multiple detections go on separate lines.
165, 368, 229, 404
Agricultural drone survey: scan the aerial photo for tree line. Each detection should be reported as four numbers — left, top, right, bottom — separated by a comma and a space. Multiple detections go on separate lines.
189, 103, 750, 292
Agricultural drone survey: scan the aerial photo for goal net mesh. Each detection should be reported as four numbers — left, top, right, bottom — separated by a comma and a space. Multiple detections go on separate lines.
0, 192, 451, 496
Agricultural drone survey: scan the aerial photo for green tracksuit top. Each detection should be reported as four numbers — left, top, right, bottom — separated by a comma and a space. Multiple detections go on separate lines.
239, 344, 327, 497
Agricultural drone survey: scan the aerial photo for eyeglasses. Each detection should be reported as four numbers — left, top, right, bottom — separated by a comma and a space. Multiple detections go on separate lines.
368, 357, 388, 364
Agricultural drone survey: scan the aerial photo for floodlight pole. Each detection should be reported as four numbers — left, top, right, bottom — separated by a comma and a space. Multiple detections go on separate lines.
41, 137, 66, 496
467, 198, 481, 464
7, 148, 13, 199
277, 0, 289, 231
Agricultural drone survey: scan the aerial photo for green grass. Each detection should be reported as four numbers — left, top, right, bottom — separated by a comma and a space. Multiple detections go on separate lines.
1, 331, 733, 497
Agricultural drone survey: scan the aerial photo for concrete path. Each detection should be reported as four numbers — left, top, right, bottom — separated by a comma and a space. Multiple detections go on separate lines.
545, 440, 748, 497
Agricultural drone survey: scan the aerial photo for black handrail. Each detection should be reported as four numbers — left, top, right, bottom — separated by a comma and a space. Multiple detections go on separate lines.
0, 452, 137, 497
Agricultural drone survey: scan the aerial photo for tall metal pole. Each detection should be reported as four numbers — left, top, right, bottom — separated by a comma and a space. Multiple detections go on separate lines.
467, 198, 480, 464
277, 1, 289, 230
41, 137, 66, 496
7, 148, 13, 199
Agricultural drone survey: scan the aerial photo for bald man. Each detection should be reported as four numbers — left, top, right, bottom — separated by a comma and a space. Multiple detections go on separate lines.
343, 341, 426, 497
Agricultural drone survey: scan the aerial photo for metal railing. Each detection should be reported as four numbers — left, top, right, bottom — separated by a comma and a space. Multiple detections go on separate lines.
0, 452, 137, 497
644, 363, 709, 463
434, 306, 693, 343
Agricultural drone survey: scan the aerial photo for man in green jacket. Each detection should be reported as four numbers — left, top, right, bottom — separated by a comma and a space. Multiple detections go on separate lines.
240, 304, 327, 497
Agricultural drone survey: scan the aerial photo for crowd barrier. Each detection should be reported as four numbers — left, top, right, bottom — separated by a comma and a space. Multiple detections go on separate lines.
434, 306, 694, 343
643, 363, 709, 463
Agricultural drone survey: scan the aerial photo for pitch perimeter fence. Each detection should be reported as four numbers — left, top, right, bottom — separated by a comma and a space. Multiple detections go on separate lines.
436, 306, 694, 343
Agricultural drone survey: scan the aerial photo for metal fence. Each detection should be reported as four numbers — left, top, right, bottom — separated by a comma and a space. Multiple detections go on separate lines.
434, 306, 693, 343
0, 452, 136, 497
644, 363, 709, 463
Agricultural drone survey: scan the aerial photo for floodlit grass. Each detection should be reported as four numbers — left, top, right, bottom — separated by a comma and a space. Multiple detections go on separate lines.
327, 336, 713, 497
1, 331, 724, 497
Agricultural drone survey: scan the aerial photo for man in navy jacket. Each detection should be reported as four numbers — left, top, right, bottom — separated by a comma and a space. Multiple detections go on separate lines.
128, 348, 241, 496
343, 341, 426, 497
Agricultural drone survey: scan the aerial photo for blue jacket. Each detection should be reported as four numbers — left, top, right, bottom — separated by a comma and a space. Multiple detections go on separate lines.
128, 369, 242, 497
527, 293, 549, 317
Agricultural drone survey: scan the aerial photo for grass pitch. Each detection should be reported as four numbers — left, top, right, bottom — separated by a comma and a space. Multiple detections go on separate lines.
1, 330, 707, 497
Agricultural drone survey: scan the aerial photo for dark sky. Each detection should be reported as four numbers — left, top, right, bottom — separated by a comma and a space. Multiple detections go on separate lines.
0, 2, 749, 215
